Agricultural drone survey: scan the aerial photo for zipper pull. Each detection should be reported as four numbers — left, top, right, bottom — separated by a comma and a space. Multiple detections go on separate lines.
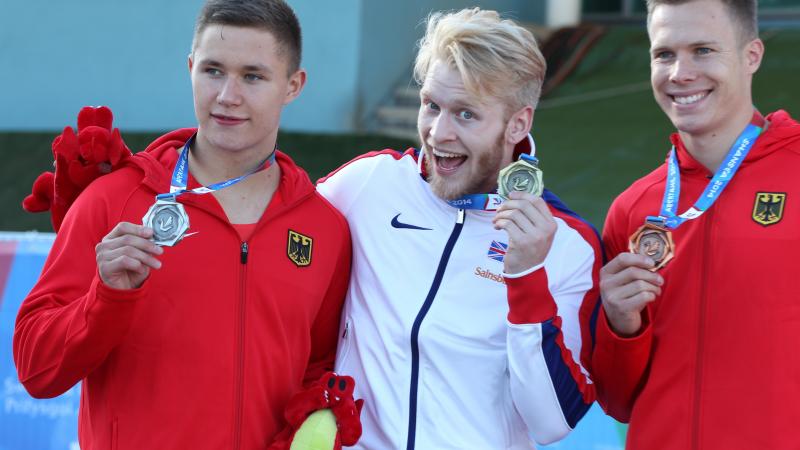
342, 321, 349, 339
240, 242, 249, 264
457, 208, 465, 224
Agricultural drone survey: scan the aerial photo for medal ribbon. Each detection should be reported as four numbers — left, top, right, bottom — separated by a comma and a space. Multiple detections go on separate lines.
156, 135, 276, 200
649, 116, 763, 229
445, 154, 539, 211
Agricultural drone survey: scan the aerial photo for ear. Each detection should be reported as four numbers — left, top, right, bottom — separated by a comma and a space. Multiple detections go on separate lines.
187, 53, 194, 75
283, 68, 307, 105
743, 38, 764, 75
505, 105, 533, 147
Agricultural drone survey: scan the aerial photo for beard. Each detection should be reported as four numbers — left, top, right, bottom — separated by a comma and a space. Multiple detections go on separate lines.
424, 132, 506, 201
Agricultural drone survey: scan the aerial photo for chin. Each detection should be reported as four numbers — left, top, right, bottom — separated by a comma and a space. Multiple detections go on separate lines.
428, 175, 467, 201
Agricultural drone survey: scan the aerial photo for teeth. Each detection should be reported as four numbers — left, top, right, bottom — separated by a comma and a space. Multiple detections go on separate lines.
673, 93, 707, 105
432, 149, 463, 158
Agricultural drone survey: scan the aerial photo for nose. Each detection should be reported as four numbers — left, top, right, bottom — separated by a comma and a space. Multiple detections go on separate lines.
217, 77, 243, 107
669, 54, 697, 84
428, 111, 456, 145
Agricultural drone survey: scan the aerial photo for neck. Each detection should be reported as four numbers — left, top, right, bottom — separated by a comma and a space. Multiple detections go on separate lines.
680, 107, 756, 173
189, 132, 277, 185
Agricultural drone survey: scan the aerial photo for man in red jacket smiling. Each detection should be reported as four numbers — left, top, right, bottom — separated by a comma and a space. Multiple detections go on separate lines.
13, 1, 352, 449
593, 0, 800, 448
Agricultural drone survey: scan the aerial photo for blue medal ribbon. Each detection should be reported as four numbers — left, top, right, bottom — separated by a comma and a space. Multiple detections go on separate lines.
156, 134, 276, 200
445, 154, 540, 211
648, 120, 763, 229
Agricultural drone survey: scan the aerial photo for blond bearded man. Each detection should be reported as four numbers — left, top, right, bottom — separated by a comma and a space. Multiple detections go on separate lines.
317, 9, 602, 449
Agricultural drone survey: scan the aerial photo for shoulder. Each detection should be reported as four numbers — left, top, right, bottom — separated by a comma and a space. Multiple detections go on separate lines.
317, 148, 416, 185
544, 190, 603, 261
303, 191, 351, 235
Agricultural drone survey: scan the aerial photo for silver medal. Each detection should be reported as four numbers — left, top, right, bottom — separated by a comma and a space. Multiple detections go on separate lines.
142, 199, 190, 247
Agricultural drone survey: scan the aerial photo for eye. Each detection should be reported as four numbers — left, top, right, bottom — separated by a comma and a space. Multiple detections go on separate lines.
458, 110, 474, 120
205, 67, 223, 77
244, 73, 264, 82
653, 50, 675, 61
425, 100, 440, 112
695, 47, 712, 55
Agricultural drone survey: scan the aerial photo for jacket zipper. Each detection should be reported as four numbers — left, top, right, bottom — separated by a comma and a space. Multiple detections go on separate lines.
406, 209, 465, 450
691, 209, 714, 450
233, 241, 248, 450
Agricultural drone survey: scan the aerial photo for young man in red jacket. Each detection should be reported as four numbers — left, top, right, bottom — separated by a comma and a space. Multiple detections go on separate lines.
593, 0, 800, 448
13, 1, 352, 449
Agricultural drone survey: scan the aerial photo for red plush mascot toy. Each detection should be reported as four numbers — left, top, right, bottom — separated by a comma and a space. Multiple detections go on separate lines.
270, 372, 364, 450
22, 106, 132, 231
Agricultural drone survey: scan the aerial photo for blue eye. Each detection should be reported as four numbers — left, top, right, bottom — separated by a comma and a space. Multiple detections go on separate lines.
428, 101, 440, 111
459, 110, 474, 120
244, 73, 263, 82
653, 50, 674, 61
696, 47, 712, 55
205, 68, 222, 76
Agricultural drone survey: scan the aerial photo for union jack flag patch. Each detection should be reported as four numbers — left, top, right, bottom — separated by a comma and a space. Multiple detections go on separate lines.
487, 240, 508, 262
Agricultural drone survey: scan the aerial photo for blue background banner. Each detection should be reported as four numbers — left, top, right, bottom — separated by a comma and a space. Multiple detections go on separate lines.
0, 232, 624, 450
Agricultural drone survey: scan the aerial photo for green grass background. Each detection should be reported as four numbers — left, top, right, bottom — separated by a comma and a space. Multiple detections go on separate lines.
3, 27, 798, 232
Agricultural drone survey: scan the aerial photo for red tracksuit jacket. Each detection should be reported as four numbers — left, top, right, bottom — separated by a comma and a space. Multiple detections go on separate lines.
13, 129, 351, 450
592, 110, 800, 449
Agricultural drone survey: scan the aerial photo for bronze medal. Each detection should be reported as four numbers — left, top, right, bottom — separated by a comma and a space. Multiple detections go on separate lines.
142, 199, 190, 247
497, 158, 544, 199
628, 222, 675, 271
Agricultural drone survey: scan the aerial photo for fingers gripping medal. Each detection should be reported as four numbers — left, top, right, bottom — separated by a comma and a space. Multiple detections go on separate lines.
142, 199, 190, 247
498, 153, 543, 199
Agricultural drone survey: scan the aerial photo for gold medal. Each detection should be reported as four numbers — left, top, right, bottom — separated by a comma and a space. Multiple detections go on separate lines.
497, 157, 543, 199
142, 199, 190, 247
628, 222, 675, 271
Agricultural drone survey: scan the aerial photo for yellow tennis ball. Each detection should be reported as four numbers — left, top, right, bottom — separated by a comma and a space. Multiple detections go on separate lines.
290, 409, 338, 450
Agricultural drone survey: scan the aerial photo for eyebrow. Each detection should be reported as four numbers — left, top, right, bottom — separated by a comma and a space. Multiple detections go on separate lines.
651, 40, 720, 53
197, 59, 273, 74
419, 90, 479, 109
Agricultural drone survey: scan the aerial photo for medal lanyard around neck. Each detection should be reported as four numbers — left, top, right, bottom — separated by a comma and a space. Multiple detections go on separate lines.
155, 134, 276, 201
649, 119, 763, 229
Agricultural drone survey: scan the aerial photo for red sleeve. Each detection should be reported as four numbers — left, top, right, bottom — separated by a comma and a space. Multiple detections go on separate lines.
592, 306, 652, 422
13, 187, 145, 399
590, 196, 653, 422
302, 219, 352, 387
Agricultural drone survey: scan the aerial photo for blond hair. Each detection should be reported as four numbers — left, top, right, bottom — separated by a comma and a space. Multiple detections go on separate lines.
414, 8, 546, 111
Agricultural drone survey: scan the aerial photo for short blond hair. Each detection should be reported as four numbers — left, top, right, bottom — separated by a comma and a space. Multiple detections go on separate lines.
414, 8, 546, 112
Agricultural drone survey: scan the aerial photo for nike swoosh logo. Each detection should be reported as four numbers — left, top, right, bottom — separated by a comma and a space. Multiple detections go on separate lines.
391, 214, 432, 230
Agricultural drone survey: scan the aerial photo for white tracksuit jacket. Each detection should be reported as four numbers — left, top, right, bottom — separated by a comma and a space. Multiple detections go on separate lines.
317, 148, 601, 450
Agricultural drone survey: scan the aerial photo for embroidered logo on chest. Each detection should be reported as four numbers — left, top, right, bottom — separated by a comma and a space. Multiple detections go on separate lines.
287, 230, 313, 267
752, 192, 786, 226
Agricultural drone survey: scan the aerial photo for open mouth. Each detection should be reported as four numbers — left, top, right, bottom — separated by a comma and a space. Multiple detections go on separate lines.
670, 90, 710, 106
432, 148, 467, 174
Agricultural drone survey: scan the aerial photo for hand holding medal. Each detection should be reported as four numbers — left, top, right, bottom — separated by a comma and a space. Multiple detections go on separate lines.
603, 115, 764, 336
492, 152, 554, 274
96, 222, 164, 290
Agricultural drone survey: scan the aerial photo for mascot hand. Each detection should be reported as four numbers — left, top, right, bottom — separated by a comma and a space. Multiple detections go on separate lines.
269, 372, 365, 450
21, 106, 132, 232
